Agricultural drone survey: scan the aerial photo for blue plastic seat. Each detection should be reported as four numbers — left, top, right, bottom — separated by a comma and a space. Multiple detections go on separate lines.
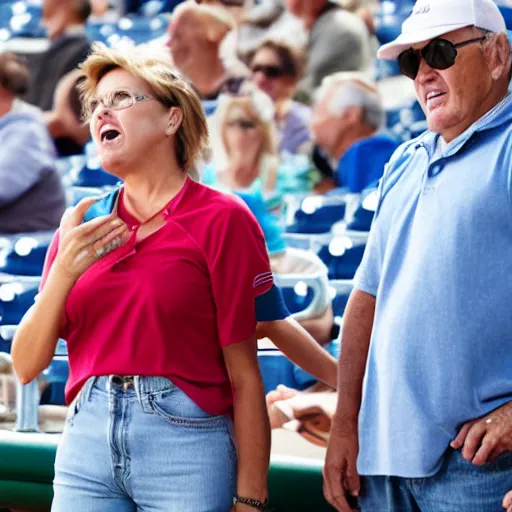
318, 239, 366, 280
280, 286, 314, 315
329, 279, 353, 319
66, 186, 109, 207
499, 6, 512, 30
346, 187, 378, 232
286, 196, 347, 235
41, 356, 69, 406
386, 100, 426, 138
61, 155, 121, 188
0, 231, 54, 276
0, 274, 40, 325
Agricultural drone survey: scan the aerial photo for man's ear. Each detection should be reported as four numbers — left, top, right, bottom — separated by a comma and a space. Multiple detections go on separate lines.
346, 105, 364, 124
166, 107, 184, 136
486, 33, 511, 81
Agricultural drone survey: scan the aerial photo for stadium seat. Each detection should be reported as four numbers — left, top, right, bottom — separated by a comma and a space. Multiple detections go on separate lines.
286, 195, 347, 235
329, 279, 354, 319
317, 237, 366, 279
0, 274, 40, 326
0, 231, 54, 276
66, 185, 109, 206
346, 187, 379, 231
499, 6, 512, 30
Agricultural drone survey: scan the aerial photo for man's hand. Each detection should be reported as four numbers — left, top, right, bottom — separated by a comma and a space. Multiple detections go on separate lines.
451, 401, 512, 465
503, 490, 512, 511
323, 415, 360, 512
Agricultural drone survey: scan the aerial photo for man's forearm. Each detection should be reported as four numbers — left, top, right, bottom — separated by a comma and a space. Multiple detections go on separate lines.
336, 289, 376, 420
233, 377, 270, 501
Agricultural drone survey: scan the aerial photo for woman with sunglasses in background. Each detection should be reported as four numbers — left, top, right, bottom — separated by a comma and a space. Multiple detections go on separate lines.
248, 39, 312, 156
12, 43, 274, 512
203, 86, 320, 198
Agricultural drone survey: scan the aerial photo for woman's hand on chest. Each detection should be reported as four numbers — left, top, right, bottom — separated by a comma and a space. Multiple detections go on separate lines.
55, 198, 131, 282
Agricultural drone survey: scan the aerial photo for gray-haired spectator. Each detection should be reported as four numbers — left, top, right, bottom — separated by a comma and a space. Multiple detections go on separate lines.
311, 72, 399, 192
0, 53, 65, 234
285, 0, 373, 97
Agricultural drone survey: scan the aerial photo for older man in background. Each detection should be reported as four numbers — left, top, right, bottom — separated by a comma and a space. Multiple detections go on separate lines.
167, 1, 248, 99
323, 0, 512, 511
0, 53, 65, 234
311, 73, 398, 192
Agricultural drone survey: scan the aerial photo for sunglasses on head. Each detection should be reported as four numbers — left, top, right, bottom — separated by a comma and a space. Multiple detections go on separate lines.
250, 64, 284, 79
397, 36, 487, 79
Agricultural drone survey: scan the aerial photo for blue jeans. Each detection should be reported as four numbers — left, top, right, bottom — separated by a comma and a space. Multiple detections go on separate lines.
359, 448, 512, 512
51, 376, 237, 512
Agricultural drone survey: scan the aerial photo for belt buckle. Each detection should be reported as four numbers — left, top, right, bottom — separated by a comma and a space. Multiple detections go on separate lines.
111, 375, 134, 391
123, 376, 134, 391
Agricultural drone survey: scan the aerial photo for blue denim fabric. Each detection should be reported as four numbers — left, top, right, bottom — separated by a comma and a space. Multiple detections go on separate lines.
358, 448, 512, 512
51, 376, 237, 512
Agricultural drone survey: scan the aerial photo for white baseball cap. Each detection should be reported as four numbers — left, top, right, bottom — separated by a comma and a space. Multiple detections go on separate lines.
377, 0, 506, 60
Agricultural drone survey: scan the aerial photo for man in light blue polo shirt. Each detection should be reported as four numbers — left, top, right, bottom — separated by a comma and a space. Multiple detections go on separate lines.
323, 0, 512, 510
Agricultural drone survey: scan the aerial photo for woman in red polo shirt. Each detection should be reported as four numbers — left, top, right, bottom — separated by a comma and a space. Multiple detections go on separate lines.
12, 44, 271, 512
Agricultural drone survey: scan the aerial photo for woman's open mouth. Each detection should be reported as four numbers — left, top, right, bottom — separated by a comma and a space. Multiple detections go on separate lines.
99, 125, 122, 145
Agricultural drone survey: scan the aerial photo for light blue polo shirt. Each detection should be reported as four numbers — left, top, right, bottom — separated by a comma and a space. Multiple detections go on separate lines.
355, 94, 512, 478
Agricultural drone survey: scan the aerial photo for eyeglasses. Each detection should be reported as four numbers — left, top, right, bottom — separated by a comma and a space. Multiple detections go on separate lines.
397, 37, 487, 79
226, 118, 258, 130
250, 64, 284, 79
87, 90, 155, 116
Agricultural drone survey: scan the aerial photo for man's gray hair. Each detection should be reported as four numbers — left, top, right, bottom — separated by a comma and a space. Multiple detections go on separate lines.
316, 72, 386, 129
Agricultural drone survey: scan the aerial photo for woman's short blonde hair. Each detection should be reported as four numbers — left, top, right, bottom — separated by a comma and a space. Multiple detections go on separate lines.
209, 87, 279, 191
212, 87, 278, 167
78, 43, 209, 174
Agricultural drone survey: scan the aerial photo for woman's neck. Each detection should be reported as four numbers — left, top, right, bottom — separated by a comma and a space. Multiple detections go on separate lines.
121, 159, 187, 222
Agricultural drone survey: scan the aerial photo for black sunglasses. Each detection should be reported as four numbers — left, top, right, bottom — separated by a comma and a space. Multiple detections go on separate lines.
250, 64, 284, 79
398, 36, 486, 79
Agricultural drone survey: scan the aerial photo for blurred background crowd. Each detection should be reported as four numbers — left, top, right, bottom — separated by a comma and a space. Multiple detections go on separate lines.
1, 0, 512, 442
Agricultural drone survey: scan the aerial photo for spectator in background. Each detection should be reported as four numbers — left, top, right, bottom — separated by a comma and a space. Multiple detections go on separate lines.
235, 0, 307, 57
285, 0, 373, 97
24, 0, 92, 156
311, 73, 399, 193
166, 1, 247, 99
0, 53, 65, 234
248, 39, 312, 155
204, 88, 280, 195
205, 88, 318, 198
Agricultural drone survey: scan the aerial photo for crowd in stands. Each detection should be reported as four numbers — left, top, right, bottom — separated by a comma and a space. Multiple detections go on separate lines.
2, 0, 511, 466
0, 0, 412, 433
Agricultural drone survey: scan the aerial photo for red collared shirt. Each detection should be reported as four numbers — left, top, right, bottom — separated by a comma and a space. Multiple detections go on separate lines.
40, 178, 273, 416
